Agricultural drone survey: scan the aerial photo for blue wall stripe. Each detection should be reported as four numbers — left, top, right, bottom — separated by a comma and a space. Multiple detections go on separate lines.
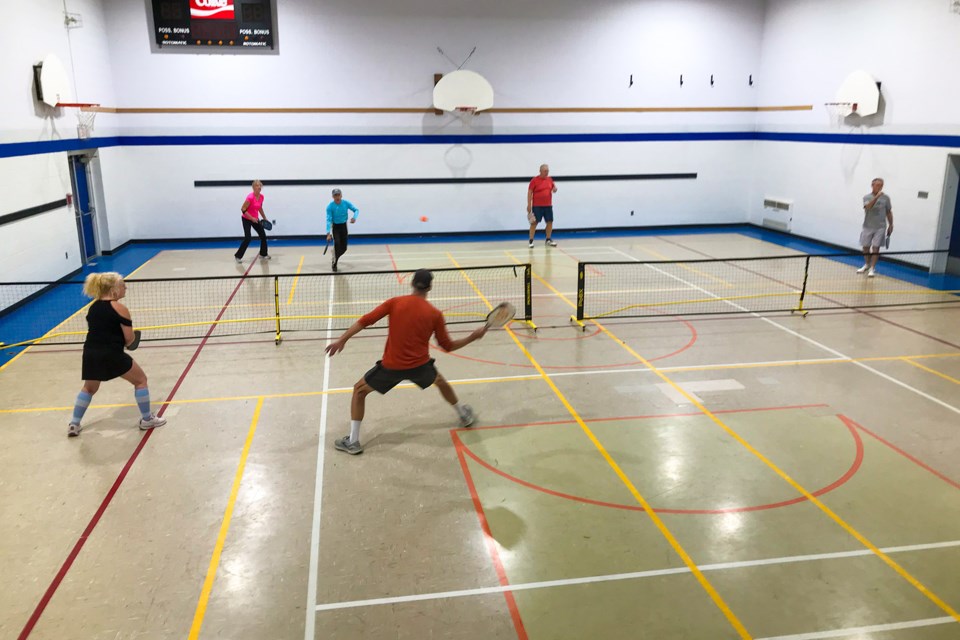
2, 131, 959, 159
755, 132, 960, 147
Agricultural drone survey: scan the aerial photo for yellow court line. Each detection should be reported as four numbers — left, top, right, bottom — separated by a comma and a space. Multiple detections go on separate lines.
0, 375, 539, 414
451, 252, 751, 638
10, 352, 959, 415
0, 260, 153, 373
5, 351, 958, 415
188, 397, 264, 640
810, 289, 960, 296
522, 255, 960, 623
904, 359, 960, 386
286, 255, 305, 304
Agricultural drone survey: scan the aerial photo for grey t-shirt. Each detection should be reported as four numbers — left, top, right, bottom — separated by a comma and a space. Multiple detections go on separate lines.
862, 193, 891, 229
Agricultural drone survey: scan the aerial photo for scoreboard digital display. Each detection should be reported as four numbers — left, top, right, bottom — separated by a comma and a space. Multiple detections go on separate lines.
152, 0, 275, 50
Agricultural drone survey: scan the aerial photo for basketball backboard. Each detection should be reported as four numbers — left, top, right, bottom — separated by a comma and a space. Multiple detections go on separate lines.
433, 70, 494, 112
834, 70, 880, 117
35, 53, 72, 108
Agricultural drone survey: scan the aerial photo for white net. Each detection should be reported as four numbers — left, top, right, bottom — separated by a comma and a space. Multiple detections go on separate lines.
61, 104, 98, 138
453, 106, 477, 127
824, 102, 857, 127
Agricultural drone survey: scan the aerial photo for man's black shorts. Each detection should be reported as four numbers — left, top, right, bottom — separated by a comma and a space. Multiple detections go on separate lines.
364, 359, 439, 394
532, 206, 554, 223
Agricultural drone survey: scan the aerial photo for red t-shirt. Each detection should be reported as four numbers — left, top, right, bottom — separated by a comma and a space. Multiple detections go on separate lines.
358, 295, 454, 369
528, 176, 555, 207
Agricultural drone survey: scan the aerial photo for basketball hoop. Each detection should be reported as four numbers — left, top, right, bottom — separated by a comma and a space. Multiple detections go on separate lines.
453, 106, 478, 126
824, 101, 857, 126
56, 103, 100, 138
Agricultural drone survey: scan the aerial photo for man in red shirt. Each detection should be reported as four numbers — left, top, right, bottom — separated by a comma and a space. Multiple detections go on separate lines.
324, 269, 489, 454
527, 163, 558, 248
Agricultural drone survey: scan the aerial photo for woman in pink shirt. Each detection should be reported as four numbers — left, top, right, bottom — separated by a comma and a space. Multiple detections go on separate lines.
234, 180, 270, 262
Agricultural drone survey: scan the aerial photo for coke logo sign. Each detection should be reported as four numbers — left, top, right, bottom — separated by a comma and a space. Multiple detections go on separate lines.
190, 0, 235, 20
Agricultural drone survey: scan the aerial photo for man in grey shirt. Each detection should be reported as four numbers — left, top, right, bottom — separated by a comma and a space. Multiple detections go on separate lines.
858, 178, 894, 277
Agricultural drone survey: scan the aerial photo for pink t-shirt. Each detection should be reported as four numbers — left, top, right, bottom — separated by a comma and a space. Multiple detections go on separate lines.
243, 192, 264, 222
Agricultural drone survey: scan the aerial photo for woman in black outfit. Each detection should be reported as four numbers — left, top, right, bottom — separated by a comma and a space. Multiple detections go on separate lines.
67, 272, 167, 437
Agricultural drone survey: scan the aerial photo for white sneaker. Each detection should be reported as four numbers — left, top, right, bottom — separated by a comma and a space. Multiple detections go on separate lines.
867, 268, 876, 278
458, 405, 476, 428
856, 265, 868, 274
260, 254, 271, 261
139, 415, 167, 430
528, 241, 534, 248
67, 422, 82, 437
235, 257, 242, 264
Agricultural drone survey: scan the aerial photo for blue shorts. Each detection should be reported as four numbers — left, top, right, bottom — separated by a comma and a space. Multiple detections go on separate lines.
532, 206, 554, 223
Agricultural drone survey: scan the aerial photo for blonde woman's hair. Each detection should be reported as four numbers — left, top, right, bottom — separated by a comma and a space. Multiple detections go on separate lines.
252, 179, 263, 188
83, 272, 123, 299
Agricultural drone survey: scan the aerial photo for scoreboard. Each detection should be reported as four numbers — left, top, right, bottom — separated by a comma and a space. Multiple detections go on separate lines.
152, 0, 275, 50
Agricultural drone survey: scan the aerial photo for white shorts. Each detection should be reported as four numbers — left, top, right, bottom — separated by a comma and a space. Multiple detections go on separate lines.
860, 227, 885, 249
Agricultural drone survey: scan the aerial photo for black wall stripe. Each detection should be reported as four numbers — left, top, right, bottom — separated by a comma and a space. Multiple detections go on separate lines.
0, 199, 68, 227
194, 173, 698, 188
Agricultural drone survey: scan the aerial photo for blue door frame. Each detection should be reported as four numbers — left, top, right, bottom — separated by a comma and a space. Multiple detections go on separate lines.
71, 155, 97, 262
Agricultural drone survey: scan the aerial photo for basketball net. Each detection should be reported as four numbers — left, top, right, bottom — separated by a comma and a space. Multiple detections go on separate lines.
453, 106, 477, 128
824, 102, 857, 128
57, 103, 100, 139
76, 110, 97, 139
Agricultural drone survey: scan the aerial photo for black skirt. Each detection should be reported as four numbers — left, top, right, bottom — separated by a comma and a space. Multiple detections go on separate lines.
81, 345, 133, 381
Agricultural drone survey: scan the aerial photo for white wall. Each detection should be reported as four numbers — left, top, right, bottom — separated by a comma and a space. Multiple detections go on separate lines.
100, 0, 766, 133
102, 140, 753, 238
756, 0, 960, 132
2, 0, 117, 141
13, 0, 959, 265
2, 0, 116, 283
88, 0, 768, 242
750, 0, 960, 251
753, 141, 960, 251
0, 154, 82, 282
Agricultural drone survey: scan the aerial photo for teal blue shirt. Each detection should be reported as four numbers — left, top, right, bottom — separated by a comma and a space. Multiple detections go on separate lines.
326, 200, 359, 232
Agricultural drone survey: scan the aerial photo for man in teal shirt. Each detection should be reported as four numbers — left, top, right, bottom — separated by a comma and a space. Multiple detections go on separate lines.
326, 188, 359, 272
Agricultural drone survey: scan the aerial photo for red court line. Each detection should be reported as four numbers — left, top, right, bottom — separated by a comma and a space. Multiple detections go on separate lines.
556, 246, 604, 276
842, 414, 960, 491
384, 245, 405, 284
458, 403, 830, 432
451, 432, 528, 640
17, 258, 259, 640
456, 408, 861, 515
432, 314, 697, 369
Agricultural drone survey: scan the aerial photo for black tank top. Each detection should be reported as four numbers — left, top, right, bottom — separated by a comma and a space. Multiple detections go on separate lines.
84, 300, 131, 348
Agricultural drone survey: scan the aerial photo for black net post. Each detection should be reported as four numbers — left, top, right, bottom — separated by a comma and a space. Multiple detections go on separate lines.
273, 276, 282, 344
523, 264, 533, 323
576, 262, 586, 321
792, 255, 810, 316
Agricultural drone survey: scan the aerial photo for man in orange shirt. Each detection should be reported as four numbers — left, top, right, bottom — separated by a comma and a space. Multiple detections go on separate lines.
324, 269, 489, 454
527, 163, 558, 248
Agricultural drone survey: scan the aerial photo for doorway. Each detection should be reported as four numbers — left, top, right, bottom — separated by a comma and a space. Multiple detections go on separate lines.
69, 153, 98, 263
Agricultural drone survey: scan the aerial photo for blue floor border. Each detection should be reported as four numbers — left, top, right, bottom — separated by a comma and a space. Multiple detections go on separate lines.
2, 224, 958, 368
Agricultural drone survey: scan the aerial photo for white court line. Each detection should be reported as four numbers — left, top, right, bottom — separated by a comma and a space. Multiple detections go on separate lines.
312, 356, 854, 395
314, 539, 960, 612
756, 617, 956, 640
346, 246, 620, 258
607, 247, 960, 416
304, 279, 337, 640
